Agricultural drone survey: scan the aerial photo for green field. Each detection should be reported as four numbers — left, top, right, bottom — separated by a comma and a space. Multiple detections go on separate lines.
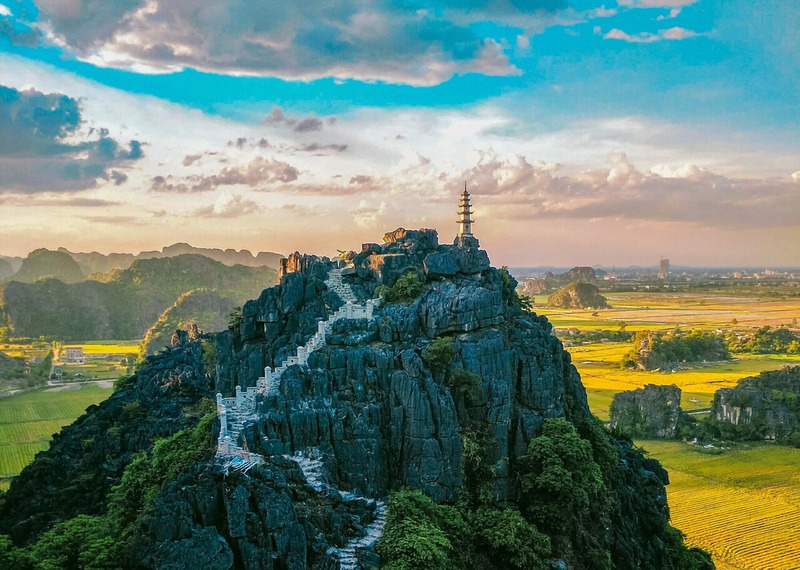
534, 288, 800, 569
0, 383, 113, 489
639, 440, 800, 570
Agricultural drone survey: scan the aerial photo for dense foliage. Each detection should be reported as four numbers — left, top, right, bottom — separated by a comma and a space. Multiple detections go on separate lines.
423, 337, 479, 401
621, 330, 729, 371
727, 326, 800, 354
377, 490, 547, 570
380, 417, 712, 570
378, 270, 425, 304
0, 412, 215, 569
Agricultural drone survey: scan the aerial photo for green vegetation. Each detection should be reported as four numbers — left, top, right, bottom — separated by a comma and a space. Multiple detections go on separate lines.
728, 326, 800, 354
378, 270, 425, 304
0, 384, 113, 489
0, 411, 215, 569
517, 418, 603, 532
108, 411, 214, 536
140, 289, 234, 355
621, 330, 729, 371
423, 338, 480, 401
423, 337, 455, 375
547, 282, 608, 309
377, 489, 546, 570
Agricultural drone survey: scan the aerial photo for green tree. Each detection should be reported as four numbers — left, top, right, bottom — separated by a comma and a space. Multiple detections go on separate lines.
517, 418, 603, 532
423, 337, 455, 375
472, 508, 550, 570
28, 515, 121, 570
382, 271, 425, 304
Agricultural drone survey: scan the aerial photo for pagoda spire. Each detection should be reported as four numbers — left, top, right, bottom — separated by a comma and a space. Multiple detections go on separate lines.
457, 182, 474, 237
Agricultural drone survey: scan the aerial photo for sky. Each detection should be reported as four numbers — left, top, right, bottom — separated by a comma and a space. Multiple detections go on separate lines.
0, 0, 798, 267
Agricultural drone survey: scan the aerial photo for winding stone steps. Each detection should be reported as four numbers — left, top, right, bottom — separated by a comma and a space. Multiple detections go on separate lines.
215, 266, 389, 565
335, 502, 387, 570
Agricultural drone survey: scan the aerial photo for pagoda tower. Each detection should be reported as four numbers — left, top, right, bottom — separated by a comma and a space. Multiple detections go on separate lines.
457, 184, 474, 237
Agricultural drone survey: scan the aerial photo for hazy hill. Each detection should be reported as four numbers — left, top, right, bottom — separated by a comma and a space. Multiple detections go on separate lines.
9, 249, 86, 284
0, 258, 14, 281
140, 289, 237, 355
519, 266, 598, 295
1, 255, 277, 340
58, 243, 283, 274
547, 281, 609, 309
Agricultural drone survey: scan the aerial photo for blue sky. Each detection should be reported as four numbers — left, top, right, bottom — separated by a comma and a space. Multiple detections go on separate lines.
0, 0, 798, 266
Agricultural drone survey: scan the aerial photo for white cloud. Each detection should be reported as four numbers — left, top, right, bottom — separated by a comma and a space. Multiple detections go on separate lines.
657, 7, 683, 20
31, 0, 526, 85
192, 191, 261, 218
792, 171, 800, 182
0, 4, 11, 17
617, 0, 698, 7
604, 27, 700, 43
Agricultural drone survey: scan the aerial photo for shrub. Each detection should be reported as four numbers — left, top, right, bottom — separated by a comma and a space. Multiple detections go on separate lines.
447, 368, 480, 401
472, 508, 550, 570
382, 271, 425, 304
423, 337, 455, 375
517, 418, 604, 532
378, 489, 471, 570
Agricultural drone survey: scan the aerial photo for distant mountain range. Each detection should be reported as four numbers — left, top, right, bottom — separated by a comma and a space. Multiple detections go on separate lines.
0, 243, 283, 283
0, 254, 278, 342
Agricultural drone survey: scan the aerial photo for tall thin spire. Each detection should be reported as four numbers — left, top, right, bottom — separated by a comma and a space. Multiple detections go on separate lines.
457, 183, 474, 237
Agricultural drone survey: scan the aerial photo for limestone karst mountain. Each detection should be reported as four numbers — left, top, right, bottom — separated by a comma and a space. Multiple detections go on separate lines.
546, 281, 609, 309
0, 255, 277, 340
0, 227, 711, 570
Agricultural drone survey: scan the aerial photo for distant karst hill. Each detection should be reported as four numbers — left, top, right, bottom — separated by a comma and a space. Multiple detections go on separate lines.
9, 249, 86, 284
0, 258, 15, 282
0, 254, 277, 341
546, 281, 609, 309
58, 242, 284, 275
140, 289, 237, 355
519, 266, 598, 295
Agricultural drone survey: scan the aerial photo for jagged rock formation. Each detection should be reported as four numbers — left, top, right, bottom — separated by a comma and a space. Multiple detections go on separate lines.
546, 281, 609, 309
0, 227, 708, 570
610, 384, 683, 438
0, 342, 215, 543
712, 365, 800, 440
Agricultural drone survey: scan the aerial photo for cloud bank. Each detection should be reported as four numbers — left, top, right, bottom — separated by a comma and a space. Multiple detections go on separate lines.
0, 84, 143, 192
28, 0, 570, 84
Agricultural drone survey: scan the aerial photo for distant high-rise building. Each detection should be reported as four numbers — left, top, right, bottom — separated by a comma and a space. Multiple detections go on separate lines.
659, 258, 669, 279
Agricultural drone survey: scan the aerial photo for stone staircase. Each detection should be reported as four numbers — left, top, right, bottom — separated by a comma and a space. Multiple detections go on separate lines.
334, 502, 387, 570
325, 268, 359, 303
215, 267, 389, 566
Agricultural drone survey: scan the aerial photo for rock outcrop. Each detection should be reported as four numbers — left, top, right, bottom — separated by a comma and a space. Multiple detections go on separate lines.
712, 365, 800, 440
546, 281, 609, 309
0, 227, 707, 570
610, 384, 683, 438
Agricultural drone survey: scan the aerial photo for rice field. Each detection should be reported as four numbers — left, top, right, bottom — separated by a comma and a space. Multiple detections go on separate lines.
0, 383, 113, 489
532, 290, 800, 420
640, 440, 800, 570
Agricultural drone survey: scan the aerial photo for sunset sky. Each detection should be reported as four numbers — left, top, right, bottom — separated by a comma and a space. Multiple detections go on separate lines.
1, 0, 798, 267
